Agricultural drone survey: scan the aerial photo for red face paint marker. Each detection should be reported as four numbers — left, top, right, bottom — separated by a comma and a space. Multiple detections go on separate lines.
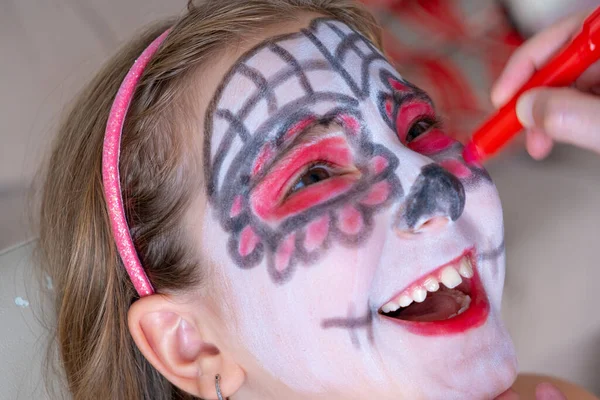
463, 6, 600, 164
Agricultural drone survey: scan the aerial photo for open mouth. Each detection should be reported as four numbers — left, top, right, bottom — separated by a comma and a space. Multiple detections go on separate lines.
378, 249, 489, 335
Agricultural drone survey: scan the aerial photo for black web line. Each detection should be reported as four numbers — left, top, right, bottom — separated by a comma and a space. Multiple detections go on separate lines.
216, 92, 360, 203
210, 127, 239, 194
360, 53, 389, 97
235, 60, 331, 121
268, 43, 315, 96
327, 21, 367, 59
326, 21, 387, 71
237, 64, 278, 113
215, 109, 250, 142
302, 28, 363, 98
238, 60, 331, 120
205, 18, 366, 197
335, 33, 366, 58
211, 61, 329, 193
211, 19, 384, 192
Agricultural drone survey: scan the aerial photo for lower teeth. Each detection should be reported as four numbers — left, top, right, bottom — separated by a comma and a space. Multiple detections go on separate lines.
448, 295, 471, 319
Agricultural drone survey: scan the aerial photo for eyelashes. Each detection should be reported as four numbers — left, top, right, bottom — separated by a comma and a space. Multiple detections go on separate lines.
253, 103, 443, 208
271, 114, 444, 201
385, 97, 443, 145
406, 115, 443, 144
285, 161, 337, 198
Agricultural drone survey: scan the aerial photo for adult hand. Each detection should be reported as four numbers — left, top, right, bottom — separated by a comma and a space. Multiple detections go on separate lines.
495, 383, 567, 400
491, 9, 600, 160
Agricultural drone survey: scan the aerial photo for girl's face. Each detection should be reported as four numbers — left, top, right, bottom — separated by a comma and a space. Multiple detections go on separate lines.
197, 15, 516, 400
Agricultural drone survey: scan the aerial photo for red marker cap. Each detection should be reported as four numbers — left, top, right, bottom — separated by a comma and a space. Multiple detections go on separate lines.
463, 6, 600, 164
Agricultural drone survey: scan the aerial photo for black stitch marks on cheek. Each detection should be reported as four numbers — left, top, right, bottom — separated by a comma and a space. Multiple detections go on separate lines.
321, 305, 374, 349
478, 240, 505, 263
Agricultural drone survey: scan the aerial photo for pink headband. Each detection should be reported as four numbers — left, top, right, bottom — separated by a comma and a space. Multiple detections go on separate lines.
102, 30, 171, 297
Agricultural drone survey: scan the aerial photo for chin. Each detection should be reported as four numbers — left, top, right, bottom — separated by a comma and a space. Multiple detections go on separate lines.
430, 316, 518, 400
376, 312, 517, 399
373, 248, 517, 399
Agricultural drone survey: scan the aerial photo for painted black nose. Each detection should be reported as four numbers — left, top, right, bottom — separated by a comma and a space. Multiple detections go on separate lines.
396, 164, 465, 232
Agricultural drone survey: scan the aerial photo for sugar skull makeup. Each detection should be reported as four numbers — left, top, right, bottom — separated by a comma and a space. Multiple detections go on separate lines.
201, 17, 516, 399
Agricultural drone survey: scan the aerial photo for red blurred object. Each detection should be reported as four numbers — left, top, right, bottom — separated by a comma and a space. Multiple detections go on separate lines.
360, 0, 524, 142
464, 6, 600, 164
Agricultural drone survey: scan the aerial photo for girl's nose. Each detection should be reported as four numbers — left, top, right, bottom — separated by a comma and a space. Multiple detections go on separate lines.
394, 164, 465, 236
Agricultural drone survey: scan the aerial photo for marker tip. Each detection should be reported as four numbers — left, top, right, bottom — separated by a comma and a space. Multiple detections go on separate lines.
462, 141, 482, 165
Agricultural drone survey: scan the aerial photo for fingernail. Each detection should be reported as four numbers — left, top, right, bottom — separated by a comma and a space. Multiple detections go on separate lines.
516, 91, 537, 128
490, 87, 502, 108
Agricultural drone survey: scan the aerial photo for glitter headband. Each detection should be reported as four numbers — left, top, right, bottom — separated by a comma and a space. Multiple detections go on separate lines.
102, 29, 171, 297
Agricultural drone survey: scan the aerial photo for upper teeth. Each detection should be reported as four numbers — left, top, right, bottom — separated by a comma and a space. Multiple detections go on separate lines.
412, 287, 427, 303
458, 257, 474, 278
380, 255, 474, 313
423, 276, 439, 292
440, 266, 462, 289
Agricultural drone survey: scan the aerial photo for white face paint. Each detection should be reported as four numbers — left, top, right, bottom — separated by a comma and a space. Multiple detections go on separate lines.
200, 18, 516, 400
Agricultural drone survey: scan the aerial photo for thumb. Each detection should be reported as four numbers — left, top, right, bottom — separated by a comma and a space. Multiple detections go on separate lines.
516, 87, 600, 154
535, 383, 567, 400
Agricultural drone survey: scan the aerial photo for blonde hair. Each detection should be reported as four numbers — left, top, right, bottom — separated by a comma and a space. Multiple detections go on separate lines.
38, 1, 381, 398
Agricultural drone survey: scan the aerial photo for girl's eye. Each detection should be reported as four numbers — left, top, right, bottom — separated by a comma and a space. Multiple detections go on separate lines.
290, 165, 332, 194
406, 117, 436, 143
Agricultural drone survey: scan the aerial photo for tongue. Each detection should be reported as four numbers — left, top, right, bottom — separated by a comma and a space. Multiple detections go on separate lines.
396, 287, 467, 322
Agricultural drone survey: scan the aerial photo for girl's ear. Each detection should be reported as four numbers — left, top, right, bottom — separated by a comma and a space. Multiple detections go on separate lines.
128, 294, 245, 398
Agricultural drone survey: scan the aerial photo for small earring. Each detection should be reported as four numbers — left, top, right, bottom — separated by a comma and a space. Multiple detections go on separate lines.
215, 374, 224, 400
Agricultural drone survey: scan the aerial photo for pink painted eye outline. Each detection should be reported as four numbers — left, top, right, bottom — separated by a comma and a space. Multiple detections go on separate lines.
250, 134, 360, 222
220, 111, 404, 284
377, 71, 458, 155
406, 117, 438, 143
377, 70, 496, 190
382, 94, 440, 145
396, 102, 440, 145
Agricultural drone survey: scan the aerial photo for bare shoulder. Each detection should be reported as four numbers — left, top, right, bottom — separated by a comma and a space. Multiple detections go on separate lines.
513, 373, 599, 400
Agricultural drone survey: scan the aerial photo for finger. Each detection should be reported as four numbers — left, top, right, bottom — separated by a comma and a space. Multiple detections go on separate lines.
495, 388, 520, 400
535, 383, 567, 400
491, 13, 587, 107
525, 128, 554, 160
516, 87, 600, 154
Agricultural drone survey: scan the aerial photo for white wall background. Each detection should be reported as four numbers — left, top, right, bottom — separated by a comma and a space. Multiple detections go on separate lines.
0, 0, 183, 250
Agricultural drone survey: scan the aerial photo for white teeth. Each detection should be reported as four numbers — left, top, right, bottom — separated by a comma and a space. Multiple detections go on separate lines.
458, 257, 474, 278
382, 302, 400, 313
382, 255, 476, 315
458, 295, 471, 314
398, 294, 413, 308
423, 276, 440, 292
440, 265, 462, 289
412, 287, 427, 303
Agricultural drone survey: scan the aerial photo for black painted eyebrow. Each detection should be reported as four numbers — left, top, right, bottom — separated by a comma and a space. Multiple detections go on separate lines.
249, 120, 346, 187
283, 120, 339, 150
396, 90, 435, 107
274, 120, 343, 160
